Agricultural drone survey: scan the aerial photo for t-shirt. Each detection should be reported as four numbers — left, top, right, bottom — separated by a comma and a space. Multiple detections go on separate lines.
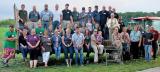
62, 9, 72, 20
4, 31, 17, 48
35, 27, 45, 36
19, 10, 28, 23
143, 32, 153, 45
52, 10, 62, 22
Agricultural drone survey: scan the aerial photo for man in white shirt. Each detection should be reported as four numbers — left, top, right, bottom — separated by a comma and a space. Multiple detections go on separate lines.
52, 4, 62, 31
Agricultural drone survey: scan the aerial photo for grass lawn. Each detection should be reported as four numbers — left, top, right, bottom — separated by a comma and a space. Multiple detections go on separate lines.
0, 27, 160, 72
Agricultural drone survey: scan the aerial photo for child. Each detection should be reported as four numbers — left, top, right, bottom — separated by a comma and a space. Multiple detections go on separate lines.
96, 31, 104, 54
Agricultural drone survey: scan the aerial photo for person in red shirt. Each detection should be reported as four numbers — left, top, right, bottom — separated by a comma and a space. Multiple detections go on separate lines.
150, 26, 159, 60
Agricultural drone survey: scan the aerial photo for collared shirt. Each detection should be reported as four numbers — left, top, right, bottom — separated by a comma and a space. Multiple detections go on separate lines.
29, 11, 40, 22
19, 10, 28, 23
99, 10, 110, 25
62, 9, 72, 20
92, 10, 100, 23
72, 11, 79, 21
87, 11, 93, 21
72, 33, 84, 46
130, 30, 141, 42
40, 10, 53, 21
52, 10, 62, 22
27, 35, 40, 48
79, 12, 88, 24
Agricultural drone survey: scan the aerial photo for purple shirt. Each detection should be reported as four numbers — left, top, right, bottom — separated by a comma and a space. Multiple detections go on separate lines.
27, 35, 40, 47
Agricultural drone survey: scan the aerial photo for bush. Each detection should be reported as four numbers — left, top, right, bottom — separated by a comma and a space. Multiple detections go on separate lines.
0, 19, 16, 26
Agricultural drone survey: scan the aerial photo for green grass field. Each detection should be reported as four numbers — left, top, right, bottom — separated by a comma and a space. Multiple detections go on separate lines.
0, 27, 160, 72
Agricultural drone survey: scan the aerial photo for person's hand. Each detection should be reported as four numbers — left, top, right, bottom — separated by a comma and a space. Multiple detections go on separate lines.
42, 48, 45, 51
138, 43, 141, 47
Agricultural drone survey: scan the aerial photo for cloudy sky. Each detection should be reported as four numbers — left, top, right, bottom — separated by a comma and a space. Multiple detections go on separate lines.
0, 0, 159, 20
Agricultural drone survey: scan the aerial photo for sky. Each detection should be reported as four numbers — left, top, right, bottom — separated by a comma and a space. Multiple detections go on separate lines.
0, 0, 160, 20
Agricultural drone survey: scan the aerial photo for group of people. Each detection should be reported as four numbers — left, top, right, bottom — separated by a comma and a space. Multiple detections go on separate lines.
0, 3, 159, 68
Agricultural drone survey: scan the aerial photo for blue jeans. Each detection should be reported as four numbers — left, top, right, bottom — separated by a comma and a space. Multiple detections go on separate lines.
52, 21, 60, 31
144, 45, 152, 62
74, 48, 83, 65
54, 46, 61, 60
42, 21, 49, 30
20, 46, 28, 60
63, 46, 73, 59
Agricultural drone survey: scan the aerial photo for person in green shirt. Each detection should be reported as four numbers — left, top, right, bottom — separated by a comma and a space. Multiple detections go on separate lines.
1, 25, 17, 67
35, 23, 45, 37
72, 7, 79, 26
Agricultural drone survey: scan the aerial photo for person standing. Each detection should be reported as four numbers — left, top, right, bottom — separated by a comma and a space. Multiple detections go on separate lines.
87, 7, 93, 23
143, 27, 154, 62
79, 7, 88, 27
52, 29, 62, 61
29, 6, 40, 29
150, 26, 159, 60
106, 13, 119, 40
19, 29, 28, 61
121, 27, 130, 60
72, 27, 84, 66
62, 29, 73, 67
62, 3, 73, 29
130, 26, 142, 59
1, 25, 17, 67
99, 6, 110, 40
40, 4, 53, 30
92, 5, 100, 25
52, 4, 62, 32
18, 4, 28, 30
72, 7, 79, 26
41, 30, 52, 67
27, 29, 40, 68
112, 8, 119, 19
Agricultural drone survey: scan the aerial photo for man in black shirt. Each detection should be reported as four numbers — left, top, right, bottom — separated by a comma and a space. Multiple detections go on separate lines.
99, 6, 110, 40
62, 3, 73, 29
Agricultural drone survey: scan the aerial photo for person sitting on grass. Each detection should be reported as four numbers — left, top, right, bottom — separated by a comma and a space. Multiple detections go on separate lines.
1, 25, 17, 67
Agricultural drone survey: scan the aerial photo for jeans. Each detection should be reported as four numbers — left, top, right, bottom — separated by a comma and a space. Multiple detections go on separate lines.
42, 21, 49, 30
20, 46, 28, 60
19, 22, 25, 30
144, 45, 152, 62
63, 46, 73, 59
52, 21, 60, 31
53, 46, 61, 60
74, 48, 83, 65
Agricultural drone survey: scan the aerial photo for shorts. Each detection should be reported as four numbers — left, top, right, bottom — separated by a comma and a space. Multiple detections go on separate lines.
29, 48, 38, 60
2, 48, 15, 59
